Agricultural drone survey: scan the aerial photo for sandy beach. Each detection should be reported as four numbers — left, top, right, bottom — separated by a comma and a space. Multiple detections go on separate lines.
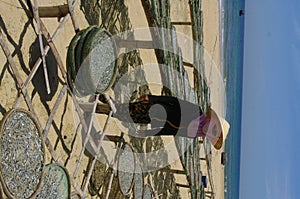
0, 0, 225, 198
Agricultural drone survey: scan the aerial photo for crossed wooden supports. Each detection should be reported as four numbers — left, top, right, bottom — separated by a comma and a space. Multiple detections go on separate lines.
0, 1, 114, 198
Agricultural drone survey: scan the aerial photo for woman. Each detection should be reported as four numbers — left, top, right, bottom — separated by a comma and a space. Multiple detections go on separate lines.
100, 94, 227, 150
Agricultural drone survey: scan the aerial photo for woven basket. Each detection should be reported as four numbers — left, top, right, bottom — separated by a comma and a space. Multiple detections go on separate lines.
0, 109, 45, 199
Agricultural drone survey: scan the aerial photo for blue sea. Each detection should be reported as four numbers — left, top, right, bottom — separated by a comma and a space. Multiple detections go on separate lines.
220, 0, 245, 198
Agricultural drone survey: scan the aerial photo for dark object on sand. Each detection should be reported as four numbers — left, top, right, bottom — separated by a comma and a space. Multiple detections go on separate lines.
201, 176, 208, 188
239, 10, 244, 16
221, 152, 227, 165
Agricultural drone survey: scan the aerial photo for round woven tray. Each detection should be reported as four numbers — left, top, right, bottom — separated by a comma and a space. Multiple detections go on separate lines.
66, 30, 83, 95
133, 163, 144, 199
75, 25, 97, 72
67, 27, 118, 96
117, 143, 136, 196
35, 163, 71, 199
0, 109, 45, 199
80, 27, 118, 95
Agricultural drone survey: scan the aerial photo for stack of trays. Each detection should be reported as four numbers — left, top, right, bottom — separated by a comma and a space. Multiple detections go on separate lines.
67, 26, 118, 96
0, 109, 45, 199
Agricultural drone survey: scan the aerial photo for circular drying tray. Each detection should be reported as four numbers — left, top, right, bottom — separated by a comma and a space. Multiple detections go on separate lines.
35, 163, 70, 199
117, 143, 136, 196
133, 163, 144, 199
66, 30, 83, 95
67, 27, 118, 96
0, 109, 45, 199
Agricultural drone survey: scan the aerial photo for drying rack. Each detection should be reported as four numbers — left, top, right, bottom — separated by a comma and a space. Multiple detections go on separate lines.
0, 0, 217, 198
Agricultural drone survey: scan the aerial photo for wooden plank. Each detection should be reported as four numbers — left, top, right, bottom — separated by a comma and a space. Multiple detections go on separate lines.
38, 4, 69, 18
171, 21, 192, 26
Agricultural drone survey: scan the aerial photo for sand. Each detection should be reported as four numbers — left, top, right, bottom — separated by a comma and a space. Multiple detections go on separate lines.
0, 0, 225, 198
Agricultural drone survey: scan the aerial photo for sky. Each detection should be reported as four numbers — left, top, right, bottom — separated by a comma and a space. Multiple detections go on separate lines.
240, 0, 300, 199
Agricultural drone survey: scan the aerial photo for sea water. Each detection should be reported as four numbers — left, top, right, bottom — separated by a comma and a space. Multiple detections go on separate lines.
220, 0, 245, 198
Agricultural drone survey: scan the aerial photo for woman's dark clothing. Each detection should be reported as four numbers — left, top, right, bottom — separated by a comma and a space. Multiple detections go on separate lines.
114, 95, 203, 137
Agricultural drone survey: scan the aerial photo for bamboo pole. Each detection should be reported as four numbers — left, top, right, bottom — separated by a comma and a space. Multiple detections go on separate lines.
105, 134, 124, 199
140, 0, 164, 64
183, 61, 194, 68
39, 19, 67, 80
82, 94, 116, 194
32, 0, 51, 94
159, 168, 186, 175
0, 29, 38, 118
117, 39, 157, 49
73, 94, 100, 178
68, 89, 99, 152
38, 4, 69, 18
171, 21, 192, 26
67, 0, 79, 32
0, 29, 24, 87
43, 85, 67, 139
23, 14, 69, 88
14, 14, 70, 108
82, 110, 113, 193
176, 183, 190, 188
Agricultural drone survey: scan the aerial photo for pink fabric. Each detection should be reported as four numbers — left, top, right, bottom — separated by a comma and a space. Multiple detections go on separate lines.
187, 114, 208, 137
187, 112, 222, 144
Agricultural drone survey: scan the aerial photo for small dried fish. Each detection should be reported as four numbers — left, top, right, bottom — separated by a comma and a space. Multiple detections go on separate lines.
0, 110, 44, 199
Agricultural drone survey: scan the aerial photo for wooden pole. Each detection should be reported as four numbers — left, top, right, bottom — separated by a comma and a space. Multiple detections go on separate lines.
38, 19, 67, 80
82, 110, 113, 193
73, 94, 100, 178
183, 61, 194, 68
38, 4, 69, 18
14, 14, 70, 108
171, 21, 192, 26
43, 85, 67, 139
67, 0, 80, 32
0, 29, 24, 87
32, 0, 51, 94
68, 89, 99, 152
159, 168, 186, 175
140, 0, 164, 64
117, 39, 157, 49
176, 183, 190, 188
0, 29, 38, 118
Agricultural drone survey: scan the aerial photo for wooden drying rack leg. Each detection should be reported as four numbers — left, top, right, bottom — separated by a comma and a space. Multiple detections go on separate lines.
32, 0, 51, 94
0, 29, 38, 119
